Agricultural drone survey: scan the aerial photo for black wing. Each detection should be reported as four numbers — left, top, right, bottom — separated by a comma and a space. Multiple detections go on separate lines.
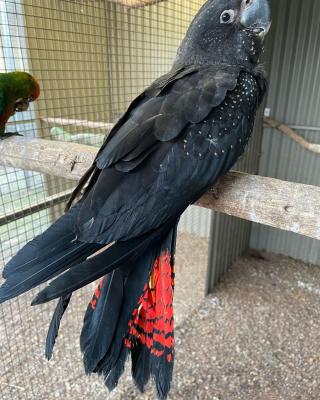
95, 64, 240, 170
66, 64, 240, 206
72, 64, 264, 245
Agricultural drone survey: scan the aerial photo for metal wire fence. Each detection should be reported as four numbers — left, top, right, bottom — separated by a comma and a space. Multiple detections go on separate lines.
0, 1, 210, 398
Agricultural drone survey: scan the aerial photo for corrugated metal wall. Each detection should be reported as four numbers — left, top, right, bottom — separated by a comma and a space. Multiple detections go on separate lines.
179, 205, 211, 237
250, 0, 320, 265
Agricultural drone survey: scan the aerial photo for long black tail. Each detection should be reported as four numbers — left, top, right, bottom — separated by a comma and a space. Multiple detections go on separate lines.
30, 216, 175, 305
80, 223, 178, 400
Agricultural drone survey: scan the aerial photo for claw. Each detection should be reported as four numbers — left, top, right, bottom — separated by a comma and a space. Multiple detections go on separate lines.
210, 178, 221, 200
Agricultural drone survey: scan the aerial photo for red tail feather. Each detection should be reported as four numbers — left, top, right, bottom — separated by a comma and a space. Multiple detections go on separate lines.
90, 277, 106, 310
124, 252, 175, 364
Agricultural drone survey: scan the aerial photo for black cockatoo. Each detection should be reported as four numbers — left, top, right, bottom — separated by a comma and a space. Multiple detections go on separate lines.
0, 0, 271, 398
0, 71, 40, 139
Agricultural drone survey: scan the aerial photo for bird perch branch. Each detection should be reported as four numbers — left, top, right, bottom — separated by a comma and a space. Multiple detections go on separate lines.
109, 0, 165, 8
264, 117, 320, 154
40, 117, 114, 133
77, 0, 164, 7
0, 137, 97, 180
0, 136, 320, 241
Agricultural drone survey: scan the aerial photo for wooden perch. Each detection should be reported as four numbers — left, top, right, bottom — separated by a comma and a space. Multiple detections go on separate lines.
40, 117, 114, 133
264, 117, 320, 154
0, 137, 97, 180
108, 0, 165, 8
197, 173, 320, 240
0, 136, 320, 241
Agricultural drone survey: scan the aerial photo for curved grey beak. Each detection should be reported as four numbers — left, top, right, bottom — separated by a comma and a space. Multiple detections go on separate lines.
240, 0, 271, 38
15, 98, 30, 112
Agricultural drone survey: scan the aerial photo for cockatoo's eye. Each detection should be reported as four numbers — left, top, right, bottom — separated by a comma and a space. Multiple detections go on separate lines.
220, 9, 236, 24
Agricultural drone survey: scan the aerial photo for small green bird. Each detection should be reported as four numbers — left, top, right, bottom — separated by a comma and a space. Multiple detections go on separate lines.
0, 71, 40, 139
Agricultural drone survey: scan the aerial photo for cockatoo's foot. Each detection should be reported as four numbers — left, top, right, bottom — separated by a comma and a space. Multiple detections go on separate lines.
210, 178, 221, 200
0, 132, 23, 140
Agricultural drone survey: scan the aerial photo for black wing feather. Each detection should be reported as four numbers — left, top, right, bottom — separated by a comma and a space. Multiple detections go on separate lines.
45, 294, 72, 360
31, 216, 176, 305
96, 64, 239, 169
72, 64, 242, 244
80, 270, 124, 373
67, 64, 240, 212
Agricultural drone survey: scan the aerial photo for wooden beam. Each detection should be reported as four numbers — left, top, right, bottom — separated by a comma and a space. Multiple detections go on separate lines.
0, 137, 96, 180
196, 172, 320, 240
264, 117, 320, 154
40, 117, 114, 133
0, 136, 320, 240
107, 0, 165, 8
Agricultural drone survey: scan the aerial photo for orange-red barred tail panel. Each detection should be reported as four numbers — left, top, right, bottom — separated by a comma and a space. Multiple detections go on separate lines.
124, 251, 175, 398
91, 223, 179, 400
90, 276, 106, 310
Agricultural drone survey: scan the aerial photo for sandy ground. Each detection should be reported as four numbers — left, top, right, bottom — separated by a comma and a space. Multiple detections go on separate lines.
1, 238, 320, 400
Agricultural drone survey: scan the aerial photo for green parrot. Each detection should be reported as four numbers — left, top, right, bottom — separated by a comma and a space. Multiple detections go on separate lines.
0, 71, 40, 139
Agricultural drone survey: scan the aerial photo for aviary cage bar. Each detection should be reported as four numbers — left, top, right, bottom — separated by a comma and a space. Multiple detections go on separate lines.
0, 1, 206, 399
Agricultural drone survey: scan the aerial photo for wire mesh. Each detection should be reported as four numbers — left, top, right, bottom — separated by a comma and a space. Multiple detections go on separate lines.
0, 1, 208, 399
